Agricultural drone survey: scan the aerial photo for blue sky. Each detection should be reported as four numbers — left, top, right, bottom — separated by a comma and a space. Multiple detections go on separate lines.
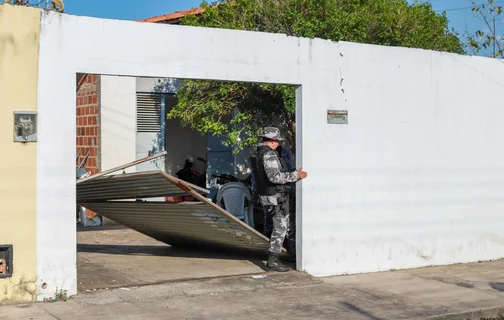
413, 0, 501, 36
63, 0, 497, 40
63, 0, 202, 21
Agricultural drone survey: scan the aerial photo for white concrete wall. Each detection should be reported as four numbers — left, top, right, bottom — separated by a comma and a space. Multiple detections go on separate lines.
36, 9, 504, 299
300, 42, 504, 276
37, 12, 311, 300
100, 75, 137, 172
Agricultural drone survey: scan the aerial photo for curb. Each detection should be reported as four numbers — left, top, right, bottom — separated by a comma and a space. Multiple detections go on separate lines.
419, 306, 504, 320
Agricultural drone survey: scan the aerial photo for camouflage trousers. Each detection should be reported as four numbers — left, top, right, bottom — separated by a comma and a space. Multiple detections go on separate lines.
263, 195, 292, 254
263, 195, 295, 242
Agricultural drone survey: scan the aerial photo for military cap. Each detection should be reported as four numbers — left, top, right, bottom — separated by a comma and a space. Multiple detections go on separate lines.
259, 127, 285, 141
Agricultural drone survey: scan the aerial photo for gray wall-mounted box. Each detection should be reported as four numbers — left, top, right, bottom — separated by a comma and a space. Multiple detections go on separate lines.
13, 111, 38, 142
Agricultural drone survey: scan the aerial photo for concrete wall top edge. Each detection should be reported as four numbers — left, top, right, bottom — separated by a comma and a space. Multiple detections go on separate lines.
37, 9, 504, 88
339, 40, 504, 63
38, 9, 504, 68
39, 10, 327, 85
40, 9, 336, 44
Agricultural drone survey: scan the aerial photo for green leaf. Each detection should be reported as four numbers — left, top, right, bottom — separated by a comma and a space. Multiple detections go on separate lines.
171, 0, 469, 152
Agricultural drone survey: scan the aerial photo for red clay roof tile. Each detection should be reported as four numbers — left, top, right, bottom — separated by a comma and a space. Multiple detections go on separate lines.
138, 8, 205, 24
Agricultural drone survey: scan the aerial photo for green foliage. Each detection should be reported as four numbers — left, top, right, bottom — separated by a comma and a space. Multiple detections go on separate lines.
171, 0, 463, 152
169, 80, 296, 152
466, 0, 503, 59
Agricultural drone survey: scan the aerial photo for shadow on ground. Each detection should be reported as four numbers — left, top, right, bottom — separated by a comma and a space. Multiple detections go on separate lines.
77, 243, 271, 269
76, 226, 295, 291
340, 302, 386, 320
490, 282, 504, 292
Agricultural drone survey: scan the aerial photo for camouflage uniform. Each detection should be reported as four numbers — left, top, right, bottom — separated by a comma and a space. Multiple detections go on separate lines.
263, 146, 297, 245
252, 127, 300, 257
260, 149, 299, 254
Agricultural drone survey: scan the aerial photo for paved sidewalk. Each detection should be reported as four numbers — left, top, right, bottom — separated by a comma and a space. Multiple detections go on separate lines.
1, 260, 504, 320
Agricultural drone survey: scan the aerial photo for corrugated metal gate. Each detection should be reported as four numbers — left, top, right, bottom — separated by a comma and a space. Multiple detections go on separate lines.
77, 171, 271, 253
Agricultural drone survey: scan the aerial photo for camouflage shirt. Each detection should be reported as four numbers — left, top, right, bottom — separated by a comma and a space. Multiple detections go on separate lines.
259, 144, 300, 206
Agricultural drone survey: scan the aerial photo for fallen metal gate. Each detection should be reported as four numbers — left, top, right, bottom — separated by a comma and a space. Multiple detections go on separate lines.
77, 171, 209, 201
77, 171, 271, 253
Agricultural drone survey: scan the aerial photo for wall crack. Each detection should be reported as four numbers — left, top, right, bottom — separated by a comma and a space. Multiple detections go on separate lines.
339, 51, 347, 103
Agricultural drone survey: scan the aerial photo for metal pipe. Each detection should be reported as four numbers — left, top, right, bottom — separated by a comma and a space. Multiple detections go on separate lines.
77, 151, 168, 184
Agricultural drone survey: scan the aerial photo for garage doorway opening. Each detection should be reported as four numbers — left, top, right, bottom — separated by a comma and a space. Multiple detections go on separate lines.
75, 74, 299, 291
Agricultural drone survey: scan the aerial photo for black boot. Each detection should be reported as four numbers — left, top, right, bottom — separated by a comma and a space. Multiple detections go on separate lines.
266, 252, 291, 272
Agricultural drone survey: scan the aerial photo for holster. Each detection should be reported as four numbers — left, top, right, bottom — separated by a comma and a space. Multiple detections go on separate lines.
276, 193, 290, 217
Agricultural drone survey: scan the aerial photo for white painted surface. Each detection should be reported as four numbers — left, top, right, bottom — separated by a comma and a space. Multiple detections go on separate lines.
300, 42, 504, 276
100, 75, 137, 172
102, 75, 207, 177
135, 132, 165, 172
136, 77, 180, 94
36, 9, 504, 299
135, 77, 167, 172
36, 12, 312, 300
135, 79, 207, 175
36, 30, 77, 301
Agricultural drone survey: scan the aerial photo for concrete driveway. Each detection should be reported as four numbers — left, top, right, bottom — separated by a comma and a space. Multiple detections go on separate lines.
77, 225, 272, 291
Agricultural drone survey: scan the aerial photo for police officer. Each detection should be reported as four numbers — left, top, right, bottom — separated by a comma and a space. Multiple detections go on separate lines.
252, 127, 307, 272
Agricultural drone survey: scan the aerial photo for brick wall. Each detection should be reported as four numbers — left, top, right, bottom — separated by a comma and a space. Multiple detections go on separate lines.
76, 74, 100, 219
76, 74, 100, 174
